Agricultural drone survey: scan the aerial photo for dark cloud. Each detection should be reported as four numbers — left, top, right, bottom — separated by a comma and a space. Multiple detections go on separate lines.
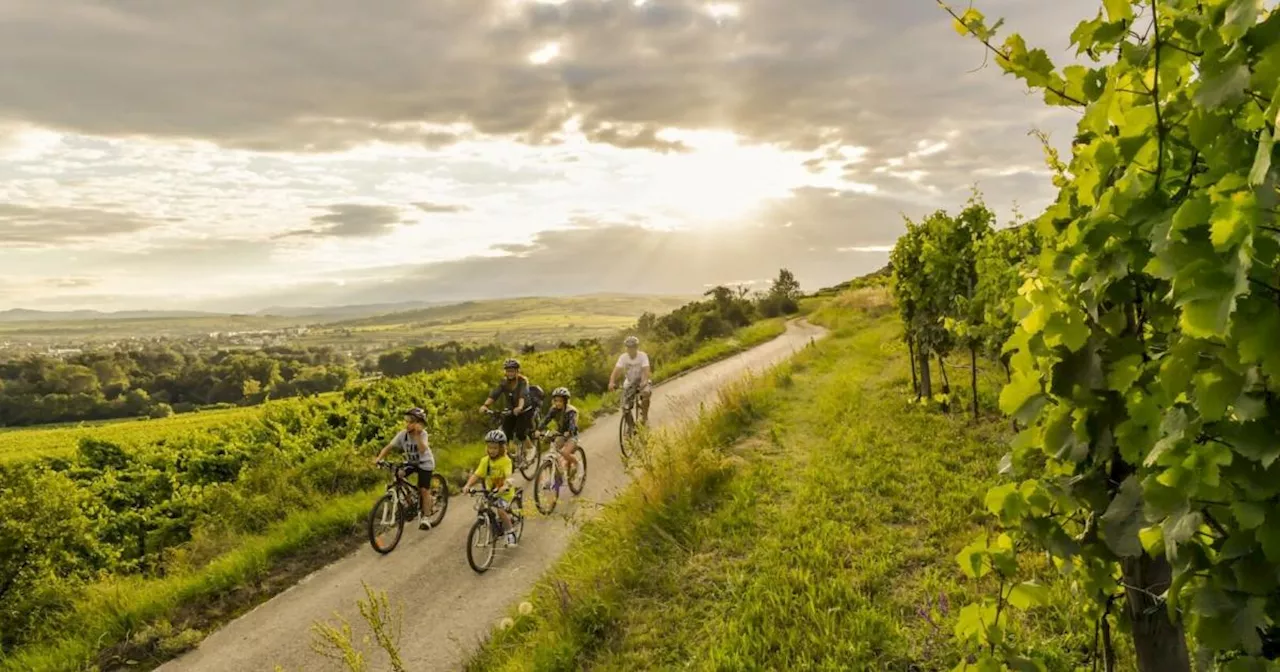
277, 203, 405, 238
0, 0, 1095, 165
0, 203, 164, 246
412, 201, 470, 214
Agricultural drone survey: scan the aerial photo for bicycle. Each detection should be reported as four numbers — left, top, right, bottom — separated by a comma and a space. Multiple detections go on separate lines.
464, 483, 526, 573
618, 379, 650, 458
531, 431, 587, 514
482, 407, 540, 480
367, 460, 449, 554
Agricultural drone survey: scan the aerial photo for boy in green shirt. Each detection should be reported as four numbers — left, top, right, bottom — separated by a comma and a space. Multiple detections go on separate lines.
463, 428, 519, 547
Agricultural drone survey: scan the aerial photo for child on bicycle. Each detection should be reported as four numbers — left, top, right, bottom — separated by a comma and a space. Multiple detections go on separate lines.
462, 429, 519, 547
371, 407, 437, 530
537, 387, 581, 490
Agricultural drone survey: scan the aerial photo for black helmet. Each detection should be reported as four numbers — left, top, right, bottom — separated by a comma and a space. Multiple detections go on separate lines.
503, 358, 520, 370
404, 407, 427, 423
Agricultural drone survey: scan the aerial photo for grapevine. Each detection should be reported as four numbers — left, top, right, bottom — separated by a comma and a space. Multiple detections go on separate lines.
934, 0, 1280, 669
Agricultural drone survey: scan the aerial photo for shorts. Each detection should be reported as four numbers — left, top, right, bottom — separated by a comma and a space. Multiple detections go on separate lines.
401, 463, 435, 489
502, 410, 535, 442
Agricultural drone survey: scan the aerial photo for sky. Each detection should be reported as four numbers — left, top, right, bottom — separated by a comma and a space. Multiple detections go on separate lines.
0, 0, 1098, 313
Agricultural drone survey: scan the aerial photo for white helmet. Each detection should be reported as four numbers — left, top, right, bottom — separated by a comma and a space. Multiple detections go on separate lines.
484, 429, 507, 444
624, 336, 639, 347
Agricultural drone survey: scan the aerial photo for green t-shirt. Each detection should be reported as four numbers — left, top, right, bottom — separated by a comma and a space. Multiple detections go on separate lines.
474, 454, 515, 500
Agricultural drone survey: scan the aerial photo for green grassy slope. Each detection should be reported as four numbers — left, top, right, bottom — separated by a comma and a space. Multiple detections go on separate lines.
465, 291, 1112, 671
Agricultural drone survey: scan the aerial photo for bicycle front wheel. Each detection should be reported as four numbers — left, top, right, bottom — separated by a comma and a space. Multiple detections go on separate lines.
533, 459, 559, 515
518, 440, 538, 481
368, 493, 403, 554
619, 410, 635, 458
467, 519, 496, 573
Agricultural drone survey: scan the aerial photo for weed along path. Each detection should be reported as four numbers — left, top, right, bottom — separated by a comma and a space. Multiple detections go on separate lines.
158, 319, 827, 672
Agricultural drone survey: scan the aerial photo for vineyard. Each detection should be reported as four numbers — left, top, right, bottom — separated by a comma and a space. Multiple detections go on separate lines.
890, 0, 1280, 669
0, 276, 796, 671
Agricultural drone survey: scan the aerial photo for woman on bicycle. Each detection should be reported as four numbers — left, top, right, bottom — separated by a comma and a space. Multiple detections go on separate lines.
462, 429, 519, 547
371, 407, 437, 530
537, 387, 581, 487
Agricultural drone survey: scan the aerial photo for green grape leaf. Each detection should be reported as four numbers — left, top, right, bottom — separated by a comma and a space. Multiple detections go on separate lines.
1232, 500, 1267, 530
1196, 62, 1252, 109
1107, 354, 1145, 393
1103, 0, 1133, 23
1249, 129, 1274, 187
1211, 191, 1255, 250
1100, 476, 1145, 557
1220, 421, 1280, 467
1007, 581, 1051, 610
1194, 367, 1245, 422
1221, 0, 1262, 43
1000, 373, 1045, 421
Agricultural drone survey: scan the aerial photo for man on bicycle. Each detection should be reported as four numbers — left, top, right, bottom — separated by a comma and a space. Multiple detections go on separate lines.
537, 387, 581, 489
608, 335, 652, 425
462, 429, 519, 547
479, 358, 537, 467
371, 407, 437, 530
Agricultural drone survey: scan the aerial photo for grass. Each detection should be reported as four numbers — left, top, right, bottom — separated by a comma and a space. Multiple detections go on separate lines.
464, 294, 1108, 671
655, 318, 787, 380
0, 318, 795, 672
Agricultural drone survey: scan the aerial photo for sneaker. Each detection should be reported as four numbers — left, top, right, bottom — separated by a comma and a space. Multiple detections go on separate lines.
418, 514, 432, 531
506, 532, 518, 547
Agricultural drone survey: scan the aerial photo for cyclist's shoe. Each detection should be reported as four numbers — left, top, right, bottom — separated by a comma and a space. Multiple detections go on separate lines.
418, 517, 432, 531
506, 532, 518, 547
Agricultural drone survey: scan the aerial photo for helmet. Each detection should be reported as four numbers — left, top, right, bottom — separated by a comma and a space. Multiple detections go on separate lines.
624, 336, 639, 347
551, 386, 571, 399
484, 429, 507, 444
503, 358, 520, 370
404, 407, 427, 423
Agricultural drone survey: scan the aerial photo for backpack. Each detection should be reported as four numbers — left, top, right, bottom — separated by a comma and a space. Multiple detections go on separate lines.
527, 384, 545, 411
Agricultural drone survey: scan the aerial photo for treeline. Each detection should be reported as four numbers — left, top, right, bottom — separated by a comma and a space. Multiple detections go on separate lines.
0, 346, 358, 427
889, 191, 1039, 416
374, 341, 507, 378
0, 274, 802, 662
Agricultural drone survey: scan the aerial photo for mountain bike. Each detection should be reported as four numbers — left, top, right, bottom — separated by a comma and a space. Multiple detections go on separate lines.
464, 484, 526, 573
367, 460, 449, 554
532, 431, 587, 514
482, 407, 539, 480
618, 379, 650, 458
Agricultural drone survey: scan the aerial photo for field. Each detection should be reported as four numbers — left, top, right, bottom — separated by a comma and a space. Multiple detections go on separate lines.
0, 294, 694, 353
465, 292, 1111, 670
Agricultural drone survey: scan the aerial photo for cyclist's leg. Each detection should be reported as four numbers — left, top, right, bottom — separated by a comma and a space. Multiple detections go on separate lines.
516, 411, 535, 457
558, 433, 577, 469
416, 467, 435, 522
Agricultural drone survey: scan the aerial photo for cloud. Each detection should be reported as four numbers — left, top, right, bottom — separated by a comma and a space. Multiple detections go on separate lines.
278, 203, 405, 238
0, 0, 1094, 159
197, 187, 925, 311
0, 203, 167, 246
412, 201, 470, 214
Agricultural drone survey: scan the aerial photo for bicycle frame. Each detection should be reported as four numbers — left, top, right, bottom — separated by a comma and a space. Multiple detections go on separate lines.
376, 462, 419, 526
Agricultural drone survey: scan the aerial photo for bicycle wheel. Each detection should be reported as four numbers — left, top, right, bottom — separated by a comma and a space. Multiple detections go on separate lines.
518, 440, 539, 481
533, 458, 559, 515
619, 409, 635, 458
367, 493, 403, 554
467, 518, 495, 573
567, 446, 587, 495
421, 474, 450, 527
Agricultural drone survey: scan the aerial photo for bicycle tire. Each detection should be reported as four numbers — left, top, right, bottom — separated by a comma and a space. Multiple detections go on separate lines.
368, 493, 403, 554
568, 446, 587, 495
467, 518, 495, 573
422, 474, 450, 527
533, 458, 559, 515
619, 410, 635, 458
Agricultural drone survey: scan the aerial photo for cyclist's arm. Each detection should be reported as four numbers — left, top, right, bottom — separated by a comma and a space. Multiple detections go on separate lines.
640, 353, 651, 386
608, 359, 623, 388
373, 432, 400, 462
481, 384, 500, 411
565, 409, 579, 434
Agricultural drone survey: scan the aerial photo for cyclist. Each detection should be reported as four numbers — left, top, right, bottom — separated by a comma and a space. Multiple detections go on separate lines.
608, 335, 652, 425
537, 386, 581, 490
479, 358, 538, 467
462, 429, 519, 547
371, 407, 437, 531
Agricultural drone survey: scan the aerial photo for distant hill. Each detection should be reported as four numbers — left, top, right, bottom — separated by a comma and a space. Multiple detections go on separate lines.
327, 293, 696, 329
253, 301, 452, 320
0, 308, 220, 323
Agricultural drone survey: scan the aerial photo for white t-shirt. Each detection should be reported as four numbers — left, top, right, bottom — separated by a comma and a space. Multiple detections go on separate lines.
391, 429, 434, 469
615, 351, 651, 385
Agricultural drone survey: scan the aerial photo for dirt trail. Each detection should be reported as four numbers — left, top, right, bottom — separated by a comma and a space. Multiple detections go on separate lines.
158, 319, 827, 672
